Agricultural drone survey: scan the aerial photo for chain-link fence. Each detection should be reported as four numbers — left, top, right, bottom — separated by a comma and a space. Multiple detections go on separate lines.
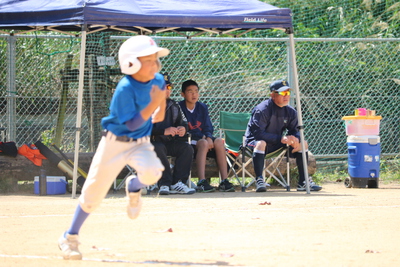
296, 38, 400, 157
1, 33, 399, 158
0, 34, 82, 152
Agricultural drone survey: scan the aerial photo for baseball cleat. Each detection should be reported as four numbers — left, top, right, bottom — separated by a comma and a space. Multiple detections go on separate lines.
126, 190, 143, 219
125, 175, 143, 219
58, 232, 82, 260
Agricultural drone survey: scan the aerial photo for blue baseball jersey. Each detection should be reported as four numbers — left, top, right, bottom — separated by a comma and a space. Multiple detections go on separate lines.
101, 73, 165, 139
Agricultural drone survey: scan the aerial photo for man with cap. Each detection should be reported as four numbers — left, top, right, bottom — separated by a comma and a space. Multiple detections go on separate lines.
151, 73, 195, 195
244, 79, 322, 192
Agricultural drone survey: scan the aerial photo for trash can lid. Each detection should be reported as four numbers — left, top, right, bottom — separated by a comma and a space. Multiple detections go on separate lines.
342, 115, 382, 120
347, 135, 380, 144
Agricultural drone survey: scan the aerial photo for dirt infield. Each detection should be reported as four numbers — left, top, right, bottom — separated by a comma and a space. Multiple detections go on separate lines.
1, 181, 400, 267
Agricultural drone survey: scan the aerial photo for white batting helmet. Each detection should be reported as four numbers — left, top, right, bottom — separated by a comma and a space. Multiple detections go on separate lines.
118, 35, 170, 75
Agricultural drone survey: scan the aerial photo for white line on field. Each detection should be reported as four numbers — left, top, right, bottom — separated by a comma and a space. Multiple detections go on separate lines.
0, 254, 245, 266
0, 205, 399, 219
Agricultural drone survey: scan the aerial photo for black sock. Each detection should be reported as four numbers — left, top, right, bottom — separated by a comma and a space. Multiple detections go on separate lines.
253, 152, 265, 178
295, 152, 309, 186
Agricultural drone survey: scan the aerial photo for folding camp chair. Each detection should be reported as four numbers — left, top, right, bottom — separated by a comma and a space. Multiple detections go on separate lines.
219, 111, 251, 191
219, 111, 291, 192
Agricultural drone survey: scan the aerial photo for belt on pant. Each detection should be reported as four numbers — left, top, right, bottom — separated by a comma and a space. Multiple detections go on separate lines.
101, 130, 137, 142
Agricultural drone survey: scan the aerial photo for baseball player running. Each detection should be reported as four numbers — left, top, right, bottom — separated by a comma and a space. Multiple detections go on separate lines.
58, 35, 169, 260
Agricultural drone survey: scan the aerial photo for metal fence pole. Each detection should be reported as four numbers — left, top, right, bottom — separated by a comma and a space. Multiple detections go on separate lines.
72, 28, 87, 199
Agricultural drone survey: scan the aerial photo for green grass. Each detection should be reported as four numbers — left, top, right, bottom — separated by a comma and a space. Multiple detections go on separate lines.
16, 181, 35, 193
313, 158, 400, 185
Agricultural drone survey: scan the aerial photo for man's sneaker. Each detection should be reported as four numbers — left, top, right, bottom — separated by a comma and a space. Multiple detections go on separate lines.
170, 181, 196, 194
58, 232, 82, 260
159, 185, 170, 195
255, 177, 267, 192
218, 179, 235, 192
297, 179, 322, 191
125, 176, 143, 219
197, 179, 216, 193
189, 181, 198, 190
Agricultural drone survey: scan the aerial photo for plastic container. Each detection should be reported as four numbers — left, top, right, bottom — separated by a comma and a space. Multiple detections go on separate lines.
34, 176, 67, 195
347, 135, 380, 188
342, 115, 382, 136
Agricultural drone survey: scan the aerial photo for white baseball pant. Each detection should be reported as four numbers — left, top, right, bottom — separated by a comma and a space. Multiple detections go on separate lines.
79, 131, 164, 213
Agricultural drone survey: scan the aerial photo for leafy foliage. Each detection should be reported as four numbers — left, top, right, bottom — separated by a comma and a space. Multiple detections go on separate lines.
263, 0, 400, 37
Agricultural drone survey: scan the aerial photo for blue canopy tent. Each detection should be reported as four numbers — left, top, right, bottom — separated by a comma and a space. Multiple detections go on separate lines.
0, 0, 292, 30
0, 0, 310, 195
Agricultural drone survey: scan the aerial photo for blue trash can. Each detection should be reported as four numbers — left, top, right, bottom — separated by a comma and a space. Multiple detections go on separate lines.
347, 135, 380, 188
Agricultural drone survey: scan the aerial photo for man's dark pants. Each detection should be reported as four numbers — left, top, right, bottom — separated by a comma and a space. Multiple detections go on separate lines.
152, 140, 194, 187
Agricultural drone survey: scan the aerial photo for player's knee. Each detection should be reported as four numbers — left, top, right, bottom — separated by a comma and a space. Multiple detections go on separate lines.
79, 200, 100, 213
214, 137, 224, 146
197, 139, 207, 145
138, 168, 163, 185
196, 139, 208, 150
182, 144, 194, 157
255, 140, 267, 150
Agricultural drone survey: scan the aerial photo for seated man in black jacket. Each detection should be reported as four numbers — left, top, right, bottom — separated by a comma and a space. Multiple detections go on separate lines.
245, 79, 322, 192
151, 73, 195, 195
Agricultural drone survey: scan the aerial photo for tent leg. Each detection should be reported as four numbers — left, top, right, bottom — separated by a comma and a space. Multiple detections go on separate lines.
72, 26, 87, 199
287, 32, 310, 194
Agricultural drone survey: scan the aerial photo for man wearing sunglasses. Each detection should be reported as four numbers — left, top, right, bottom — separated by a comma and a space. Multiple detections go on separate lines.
245, 79, 322, 192
151, 73, 195, 195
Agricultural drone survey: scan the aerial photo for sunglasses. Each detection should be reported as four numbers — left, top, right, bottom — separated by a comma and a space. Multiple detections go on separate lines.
275, 90, 291, 96
166, 84, 173, 90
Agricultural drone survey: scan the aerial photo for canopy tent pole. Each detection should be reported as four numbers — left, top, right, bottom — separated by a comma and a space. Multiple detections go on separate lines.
6, 35, 17, 142
287, 30, 310, 194
72, 26, 87, 199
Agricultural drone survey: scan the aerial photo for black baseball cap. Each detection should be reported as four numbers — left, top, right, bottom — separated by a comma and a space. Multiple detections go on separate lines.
270, 80, 291, 92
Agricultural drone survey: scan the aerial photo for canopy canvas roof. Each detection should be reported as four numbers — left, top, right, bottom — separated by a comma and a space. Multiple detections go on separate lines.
0, 0, 292, 35
0, 0, 311, 194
